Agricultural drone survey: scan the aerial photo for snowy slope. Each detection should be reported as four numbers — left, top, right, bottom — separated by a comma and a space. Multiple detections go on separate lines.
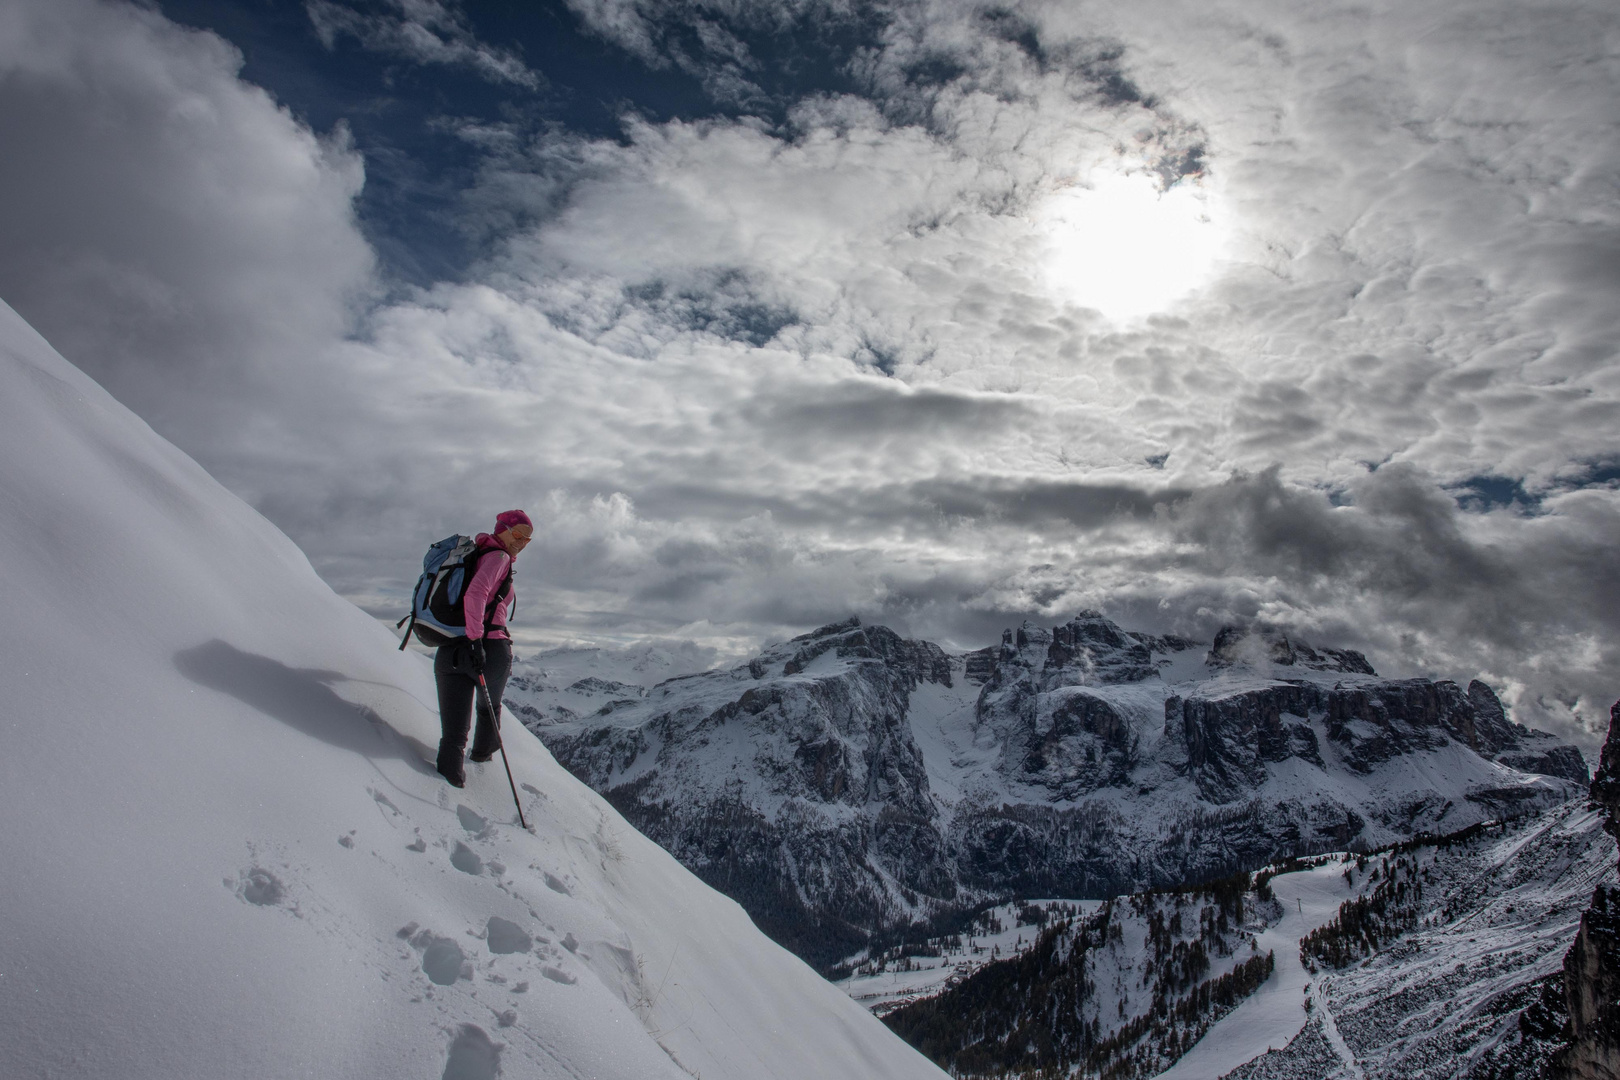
866, 804, 1610, 1079
1216, 801, 1614, 1079
0, 298, 947, 1080
1153, 858, 1358, 1079
878, 869, 1287, 1076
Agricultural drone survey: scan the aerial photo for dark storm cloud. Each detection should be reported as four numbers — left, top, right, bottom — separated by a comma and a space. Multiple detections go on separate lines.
742, 379, 1030, 437
622, 473, 1184, 531
1172, 466, 1522, 612
1150, 464, 1620, 730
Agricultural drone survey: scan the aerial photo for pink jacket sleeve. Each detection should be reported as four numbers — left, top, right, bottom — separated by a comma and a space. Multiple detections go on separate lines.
461, 549, 511, 641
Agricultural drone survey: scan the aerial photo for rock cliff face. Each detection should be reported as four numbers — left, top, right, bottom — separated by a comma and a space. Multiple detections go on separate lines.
1552, 701, 1620, 1079
1162, 676, 1588, 803
508, 613, 1589, 974
528, 619, 956, 968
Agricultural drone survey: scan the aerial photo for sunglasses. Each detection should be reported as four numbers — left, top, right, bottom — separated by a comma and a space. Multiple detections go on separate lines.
506, 526, 534, 541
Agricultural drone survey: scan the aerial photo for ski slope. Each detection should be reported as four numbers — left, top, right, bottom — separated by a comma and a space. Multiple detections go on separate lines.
1223, 802, 1615, 1079
0, 297, 947, 1080
1152, 858, 1356, 1080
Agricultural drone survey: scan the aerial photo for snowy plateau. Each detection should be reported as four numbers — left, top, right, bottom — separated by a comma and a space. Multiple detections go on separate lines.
0, 298, 952, 1079
508, 612, 1589, 975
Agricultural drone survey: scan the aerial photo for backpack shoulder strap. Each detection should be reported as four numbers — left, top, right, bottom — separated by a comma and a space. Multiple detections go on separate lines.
465, 545, 515, 630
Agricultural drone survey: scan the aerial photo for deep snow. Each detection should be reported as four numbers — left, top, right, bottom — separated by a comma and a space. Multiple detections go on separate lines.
0, 298, 947, 1080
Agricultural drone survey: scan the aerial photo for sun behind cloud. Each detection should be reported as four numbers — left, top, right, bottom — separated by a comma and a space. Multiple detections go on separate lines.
1037, 169, 1227, 321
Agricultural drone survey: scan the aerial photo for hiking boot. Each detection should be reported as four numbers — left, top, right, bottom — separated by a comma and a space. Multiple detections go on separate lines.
469, 750, 495, 764
435, 740, 467, 787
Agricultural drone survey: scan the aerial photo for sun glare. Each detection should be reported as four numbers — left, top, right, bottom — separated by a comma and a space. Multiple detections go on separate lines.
1038, 170, 1226, 321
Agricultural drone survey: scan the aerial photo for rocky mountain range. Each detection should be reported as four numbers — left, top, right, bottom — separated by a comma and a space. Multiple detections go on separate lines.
505, 614, 1588, 972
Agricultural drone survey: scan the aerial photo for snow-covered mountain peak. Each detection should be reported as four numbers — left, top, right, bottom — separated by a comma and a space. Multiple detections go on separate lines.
1206, 625, 1378, 676
965, 610, 1199, 692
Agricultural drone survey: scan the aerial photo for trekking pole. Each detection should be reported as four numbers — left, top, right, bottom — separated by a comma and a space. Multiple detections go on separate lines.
474, 673, 530, 830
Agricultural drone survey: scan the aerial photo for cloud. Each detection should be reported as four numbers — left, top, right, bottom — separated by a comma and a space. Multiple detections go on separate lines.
0, 0, 1617, 746
306, 0, 544, 89
0, 0, 374, 465
1151, 464, 1620, 736
559, 0, 870, 107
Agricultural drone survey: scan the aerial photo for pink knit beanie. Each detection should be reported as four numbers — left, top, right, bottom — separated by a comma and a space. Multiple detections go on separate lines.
494, 509, 532, 534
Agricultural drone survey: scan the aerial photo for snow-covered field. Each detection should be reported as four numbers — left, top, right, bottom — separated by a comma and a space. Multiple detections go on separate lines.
837, 899, 1105, 1014
0, 298, 947, 1079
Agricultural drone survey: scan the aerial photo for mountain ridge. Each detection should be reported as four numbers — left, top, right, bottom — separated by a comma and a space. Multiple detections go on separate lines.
509, 612, 1587, 972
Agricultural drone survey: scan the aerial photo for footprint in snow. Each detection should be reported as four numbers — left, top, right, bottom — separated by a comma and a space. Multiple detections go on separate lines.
419, 935, 468, 986
486, 916, 532, 955
235, 867, 285, 906
451, 841, 483, 875
400, 926, 472, 985
370, 787, 402, 816
541, 966, 576, 985
543, 872, 570, 896
456, 804, 490, 836
442, 1023, 501, 1080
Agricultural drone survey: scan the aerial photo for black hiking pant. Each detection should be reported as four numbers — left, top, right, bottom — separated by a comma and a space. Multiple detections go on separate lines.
434, 638, 512, 776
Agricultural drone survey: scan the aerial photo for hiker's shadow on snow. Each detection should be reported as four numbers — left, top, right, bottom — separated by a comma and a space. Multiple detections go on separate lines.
174, 640, 436, 773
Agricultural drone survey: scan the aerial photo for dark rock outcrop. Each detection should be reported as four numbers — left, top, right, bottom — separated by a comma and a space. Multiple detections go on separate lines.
963, 646, 998, 685
1207, 626, 1376, 674
972, 614, 1177, 798
1167, 685, 1327, 800
1552, 701, 1620, 1079
780, 617, 951, 688
1160, 673, 1587, 801
1472, 679, 1594, 784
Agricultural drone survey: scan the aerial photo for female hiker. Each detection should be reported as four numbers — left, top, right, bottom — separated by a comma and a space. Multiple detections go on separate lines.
435, 509, 531, 787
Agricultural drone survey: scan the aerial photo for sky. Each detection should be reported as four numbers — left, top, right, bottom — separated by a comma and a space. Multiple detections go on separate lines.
1, 0, 1616, 743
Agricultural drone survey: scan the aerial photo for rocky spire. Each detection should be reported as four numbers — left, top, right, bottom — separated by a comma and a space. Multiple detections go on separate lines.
1552, 700, 1620, 1079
